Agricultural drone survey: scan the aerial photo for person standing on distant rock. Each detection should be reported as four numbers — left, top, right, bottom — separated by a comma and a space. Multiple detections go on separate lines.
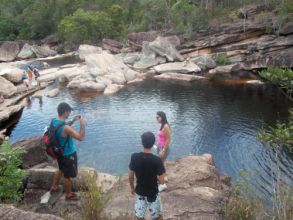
50, 102, 86, 201
21, 71, 30, 90
156, 111, 171, 192
129, 132, 165, 220
29, 65, 41, 87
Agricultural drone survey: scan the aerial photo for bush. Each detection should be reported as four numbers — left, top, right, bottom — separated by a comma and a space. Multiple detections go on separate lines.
223, 171, 293, 220
258, 68, 293, 98
58, 8, 114, 46
0, 141, 27, 203
214, 53, 231, 65
81, 174, 105, 220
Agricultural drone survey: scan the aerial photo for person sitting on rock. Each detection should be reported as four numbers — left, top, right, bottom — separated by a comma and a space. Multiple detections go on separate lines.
50, 102, 86, 201
129, 132, 165, 220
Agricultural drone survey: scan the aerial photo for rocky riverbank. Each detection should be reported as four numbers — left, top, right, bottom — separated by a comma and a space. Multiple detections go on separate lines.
0, 137, 231, 220
0, 4, 291, 131
0, 4, 292, 128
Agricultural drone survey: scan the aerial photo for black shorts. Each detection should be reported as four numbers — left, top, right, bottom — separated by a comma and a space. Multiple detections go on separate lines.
57, 152, 78, 178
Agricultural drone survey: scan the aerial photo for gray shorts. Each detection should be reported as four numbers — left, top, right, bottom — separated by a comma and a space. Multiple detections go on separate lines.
157, 147, 170, 162
134, 194, 163, 219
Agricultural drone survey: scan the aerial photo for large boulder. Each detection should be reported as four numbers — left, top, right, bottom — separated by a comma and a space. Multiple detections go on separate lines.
154, 62, 201, 74
17, 43, 36, 59
32, 45, 57, 58
84, 52, 139, 84
0, 205, 63, 220
1, 67, 23, 84
0, 76, 17, 97
127, 31, 159, 50
133, 42, 159, 69
0, 41, 20, 62
102, 39, 123, 54
12, 137, 48, 169
149, 36, 184, 62
78, 44, 103, 61
101, 154, 231, 219
279, 21, 293, 35
191, 55, 216, 70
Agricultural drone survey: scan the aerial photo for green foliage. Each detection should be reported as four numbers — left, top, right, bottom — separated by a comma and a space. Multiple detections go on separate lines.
259, 68, 293, 98
0, 0, 288, 44
258, 109, 293, 153
80, 174, 105, 220
58, 9, 114, 46
223, 171, 293, 220
171, 1, 208, 36
214, 53, 231, 65
0, 141, 27, 203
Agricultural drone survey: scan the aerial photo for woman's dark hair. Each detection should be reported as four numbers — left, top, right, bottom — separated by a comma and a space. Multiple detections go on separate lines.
157, 111, 168, 130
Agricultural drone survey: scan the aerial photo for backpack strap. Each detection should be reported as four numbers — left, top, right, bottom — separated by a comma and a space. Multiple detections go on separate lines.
52, 121, 70, 148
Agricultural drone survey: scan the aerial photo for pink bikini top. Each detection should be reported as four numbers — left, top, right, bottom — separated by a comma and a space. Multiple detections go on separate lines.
157, 129, 166, 148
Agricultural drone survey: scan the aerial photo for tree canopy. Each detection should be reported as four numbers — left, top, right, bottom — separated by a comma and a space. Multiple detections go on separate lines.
0, 0, 291, 45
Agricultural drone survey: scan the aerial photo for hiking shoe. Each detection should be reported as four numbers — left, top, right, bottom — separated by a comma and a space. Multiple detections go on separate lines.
158, 184, 168, 192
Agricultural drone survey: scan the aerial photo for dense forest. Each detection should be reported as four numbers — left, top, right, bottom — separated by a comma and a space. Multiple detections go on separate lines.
0, 0, 292, 46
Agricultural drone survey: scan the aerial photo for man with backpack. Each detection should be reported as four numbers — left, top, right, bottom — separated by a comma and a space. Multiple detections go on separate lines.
50, 102, 85, 201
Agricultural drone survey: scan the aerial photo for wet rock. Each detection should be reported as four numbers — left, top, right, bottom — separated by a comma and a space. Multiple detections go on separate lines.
45, 88, 59, 98
0, 76, 17, 97
0, 41, 20, 62
32, 45, 57, 58
127, 31, 159, 51
154, 62, 201, 74
0, 204, 63, 220
155, 72, 206, 82
12, 137, 47, 169
17, 43, 36, 59
101, 154, 231, 220
104, 84, 124, 95
32, 90, 45, 98
102, 39, 123, 54
78, 44, 102, 61
149, 36, 184, 62
78, 81, 106, 93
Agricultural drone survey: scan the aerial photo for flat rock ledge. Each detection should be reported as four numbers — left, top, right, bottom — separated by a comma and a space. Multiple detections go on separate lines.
101, 154, 231, 220
3, 138, 230, 220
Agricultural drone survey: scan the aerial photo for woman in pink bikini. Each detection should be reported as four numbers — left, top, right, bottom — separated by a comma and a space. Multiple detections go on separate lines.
156, 111, 171, 191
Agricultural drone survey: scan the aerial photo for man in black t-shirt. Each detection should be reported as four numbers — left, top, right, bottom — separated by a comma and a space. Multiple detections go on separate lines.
129, 132, 165, 220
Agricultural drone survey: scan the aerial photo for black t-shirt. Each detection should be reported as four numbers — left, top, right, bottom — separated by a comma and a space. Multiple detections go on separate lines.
129, 152, 165, 199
